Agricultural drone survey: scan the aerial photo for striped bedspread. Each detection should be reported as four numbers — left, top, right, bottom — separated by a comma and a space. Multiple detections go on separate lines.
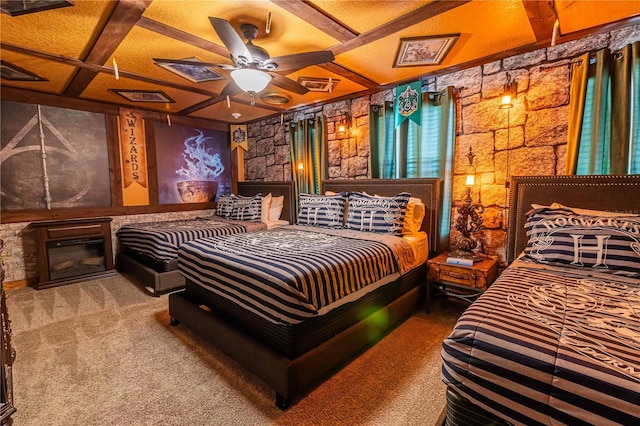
441, 260, 640, 425
177, 225, 415, 325
116, 217, 266, 263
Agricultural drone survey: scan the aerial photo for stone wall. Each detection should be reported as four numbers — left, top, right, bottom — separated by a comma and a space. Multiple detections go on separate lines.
245, 25, 639, 265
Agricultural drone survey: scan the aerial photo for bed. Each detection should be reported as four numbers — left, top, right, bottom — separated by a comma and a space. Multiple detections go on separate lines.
441, 174, 640, 425
116, 181, 295, 296
168, 178, 440, 408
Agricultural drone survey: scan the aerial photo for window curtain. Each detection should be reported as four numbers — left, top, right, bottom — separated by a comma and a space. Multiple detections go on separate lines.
565, 41, 640, 175
370, 86, 457, 253
290, 116, 326, 199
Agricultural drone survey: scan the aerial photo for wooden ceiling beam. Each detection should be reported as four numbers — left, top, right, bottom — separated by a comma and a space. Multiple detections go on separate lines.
1, 42, 221, 100
270, 0, 358, 43
65, 0, 153, 97
331, 0, 471, 56
522, 0, 557, 44
317, 62, 379, 89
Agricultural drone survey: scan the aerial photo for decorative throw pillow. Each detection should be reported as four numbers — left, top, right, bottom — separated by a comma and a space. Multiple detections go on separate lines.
269, 195, 284, 221
345, 192, 411, 235
402, 197, 426, 235
216, 194, 236, 218
522, 206, 640, 276
297, 193, 346, 228
229, 193, 262, 221
261, 193, 272, 222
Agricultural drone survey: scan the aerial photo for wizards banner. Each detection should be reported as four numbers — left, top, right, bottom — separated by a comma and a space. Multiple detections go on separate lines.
118, 108, 149, 206
395, 81, 422, 127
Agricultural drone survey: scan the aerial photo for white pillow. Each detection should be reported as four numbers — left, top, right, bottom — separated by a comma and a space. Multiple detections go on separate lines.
261, 193, 272, 222
269, 195, 284, 221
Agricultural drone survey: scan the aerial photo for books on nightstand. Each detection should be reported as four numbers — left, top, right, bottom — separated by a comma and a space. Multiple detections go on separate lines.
445, 256, 474, 267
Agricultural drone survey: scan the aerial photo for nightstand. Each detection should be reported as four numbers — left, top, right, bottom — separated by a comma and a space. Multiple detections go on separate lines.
426, 252, 498, 313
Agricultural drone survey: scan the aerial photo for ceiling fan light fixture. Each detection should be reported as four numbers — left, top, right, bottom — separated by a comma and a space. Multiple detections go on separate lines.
231, 68, 272, 94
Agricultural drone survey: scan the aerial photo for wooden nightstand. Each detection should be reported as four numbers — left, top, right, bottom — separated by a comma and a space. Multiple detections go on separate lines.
426, 252, 498, 312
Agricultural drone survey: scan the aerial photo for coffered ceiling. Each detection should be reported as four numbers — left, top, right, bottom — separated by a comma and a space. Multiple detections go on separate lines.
1, 0, 639, 123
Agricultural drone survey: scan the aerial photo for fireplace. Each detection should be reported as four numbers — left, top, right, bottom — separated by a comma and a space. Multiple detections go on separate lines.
32, 218, 115, 289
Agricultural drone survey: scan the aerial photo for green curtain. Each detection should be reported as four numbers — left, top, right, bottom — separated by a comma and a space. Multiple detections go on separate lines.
566, 41, 640, 175
290, 116, 326, 199
370, 86, 457, 253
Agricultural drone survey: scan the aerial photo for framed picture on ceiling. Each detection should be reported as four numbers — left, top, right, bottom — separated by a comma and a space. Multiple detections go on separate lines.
296, 77, 340, 93
110, 89, 175, 103
0, 60, 47, 81
394, 34, 459, 67
0, 0, 74, 16
154, 57, 225, 83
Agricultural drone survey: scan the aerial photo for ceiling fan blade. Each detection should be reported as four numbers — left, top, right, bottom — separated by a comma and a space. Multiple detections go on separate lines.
269, 73, 309, 95
264, 51, 334, 72
209, 17, 252, 63
153, 58, 234, 70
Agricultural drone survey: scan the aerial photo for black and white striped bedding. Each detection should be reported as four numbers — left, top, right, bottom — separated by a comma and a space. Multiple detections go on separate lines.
441, 260, 640, 425
177, 225, 416, 325
117, 217, 266, 265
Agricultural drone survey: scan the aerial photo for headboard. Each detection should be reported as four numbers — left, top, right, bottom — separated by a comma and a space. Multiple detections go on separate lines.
507, 174, 640, 264
237, 181, 296, 224
321, 178, 440, 255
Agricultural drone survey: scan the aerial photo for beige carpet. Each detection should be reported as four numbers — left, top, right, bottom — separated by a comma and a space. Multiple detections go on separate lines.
5, 274, 464, 426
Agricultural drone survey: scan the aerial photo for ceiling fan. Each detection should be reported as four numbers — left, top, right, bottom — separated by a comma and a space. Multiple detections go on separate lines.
154, 17, 335, 105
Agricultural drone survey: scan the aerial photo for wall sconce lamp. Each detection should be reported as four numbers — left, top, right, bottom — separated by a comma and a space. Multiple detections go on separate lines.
499, 73, 516, 109
297, 162, 304, 173
499, 73, 515, 227
451, 146, 485, 261
336, 112, 351, 138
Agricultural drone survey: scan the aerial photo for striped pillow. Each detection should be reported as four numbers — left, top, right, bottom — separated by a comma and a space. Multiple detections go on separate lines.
216, 194, 236, 218
229, 193, 262, 221
297, 193, 346, 228
345, 192, 411, 235
523, 207, 640, 276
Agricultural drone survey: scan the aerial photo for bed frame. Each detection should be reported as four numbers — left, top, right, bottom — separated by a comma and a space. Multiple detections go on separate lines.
168, 178, 440, 409
116, 181, 296, 296
445, 173, 640, 425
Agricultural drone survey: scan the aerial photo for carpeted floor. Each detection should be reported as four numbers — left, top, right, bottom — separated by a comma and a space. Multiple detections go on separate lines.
5, 274, 465, 425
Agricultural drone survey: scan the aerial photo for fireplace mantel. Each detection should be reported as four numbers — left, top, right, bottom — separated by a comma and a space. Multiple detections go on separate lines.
31, 218, 116, 289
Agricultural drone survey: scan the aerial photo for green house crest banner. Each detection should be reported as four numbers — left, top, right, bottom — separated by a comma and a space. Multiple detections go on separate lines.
395, 81, 422, 127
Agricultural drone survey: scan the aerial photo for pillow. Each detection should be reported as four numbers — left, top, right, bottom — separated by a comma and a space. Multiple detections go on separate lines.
297, 193, 346, 228
522, 206, 640, 276
216, 194, 236, 218
403, 197, 426, 235
532, 202, 638, 218
345, 192, 411, 235
261, 193, 272, 222
229, 193, 262, 221
269, 195, 284, 221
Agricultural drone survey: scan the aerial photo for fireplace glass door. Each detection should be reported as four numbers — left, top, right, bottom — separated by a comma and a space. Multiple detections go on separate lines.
46, 237, 107, 281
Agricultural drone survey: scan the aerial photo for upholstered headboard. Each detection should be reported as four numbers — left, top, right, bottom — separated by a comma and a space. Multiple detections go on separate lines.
507, 174, 640, 264
237, 181, 296, 224
321, 178, 440, 255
